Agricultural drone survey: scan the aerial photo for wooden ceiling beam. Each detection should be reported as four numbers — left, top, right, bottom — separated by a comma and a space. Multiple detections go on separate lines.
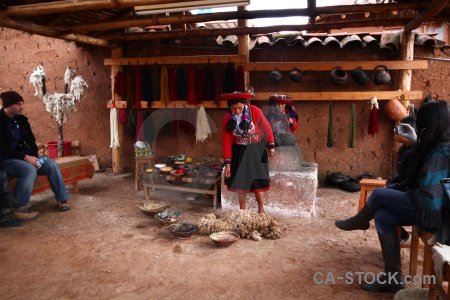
0, 16, 114, 48
404, 0, 449, 32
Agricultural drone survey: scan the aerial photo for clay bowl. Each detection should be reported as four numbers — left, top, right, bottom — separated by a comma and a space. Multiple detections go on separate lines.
168, 223, 198, 239
155, 211, 182, 225
159, 166, 173, 174
139, 206, 166, 217
209, 231, 240, 247
170, 170, 185, 177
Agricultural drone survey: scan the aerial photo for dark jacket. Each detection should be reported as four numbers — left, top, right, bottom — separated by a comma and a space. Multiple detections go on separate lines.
0, 109, 38, 159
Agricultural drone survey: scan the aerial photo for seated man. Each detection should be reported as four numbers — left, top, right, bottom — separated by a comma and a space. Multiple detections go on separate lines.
265, 94, 298, 147
0, 91, 70, 222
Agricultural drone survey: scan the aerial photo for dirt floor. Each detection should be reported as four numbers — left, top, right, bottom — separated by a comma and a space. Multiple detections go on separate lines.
0, 171, 424, 300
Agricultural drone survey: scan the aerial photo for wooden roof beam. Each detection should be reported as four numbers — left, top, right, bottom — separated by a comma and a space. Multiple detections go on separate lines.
404, 0, 449, 32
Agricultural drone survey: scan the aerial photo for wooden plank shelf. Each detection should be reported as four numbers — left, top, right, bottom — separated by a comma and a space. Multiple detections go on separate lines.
107, 90, 422, 109
242, 60, 428, 71
104, 55, 247, 66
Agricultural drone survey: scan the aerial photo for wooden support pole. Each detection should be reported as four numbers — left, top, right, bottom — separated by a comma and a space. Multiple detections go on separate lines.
237, 6, 250, 91
111, 48, 123, 173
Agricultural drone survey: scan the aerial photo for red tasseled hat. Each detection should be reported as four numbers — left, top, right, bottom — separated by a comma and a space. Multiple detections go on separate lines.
269, 94, 293, 104
220, 91, 253, 101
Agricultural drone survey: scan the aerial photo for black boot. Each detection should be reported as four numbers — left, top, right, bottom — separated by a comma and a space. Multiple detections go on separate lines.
0, 168, 21, 212
335, 205, 374, 231
363, 233, 405, 292
0, 214, 22, 227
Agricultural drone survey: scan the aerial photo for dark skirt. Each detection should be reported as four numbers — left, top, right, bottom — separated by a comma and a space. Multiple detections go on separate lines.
225, 140, 270, 193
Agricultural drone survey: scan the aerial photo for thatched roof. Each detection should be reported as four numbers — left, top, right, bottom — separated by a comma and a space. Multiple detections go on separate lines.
0, 0, 448, 48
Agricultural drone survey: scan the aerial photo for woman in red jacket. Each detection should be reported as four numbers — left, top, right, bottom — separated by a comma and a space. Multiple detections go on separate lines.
221, 92, 275, 213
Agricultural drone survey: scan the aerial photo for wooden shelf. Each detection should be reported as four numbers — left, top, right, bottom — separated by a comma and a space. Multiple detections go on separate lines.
107, 90, 422, 109
104, 55, 247, 66
242, 60, 428, 71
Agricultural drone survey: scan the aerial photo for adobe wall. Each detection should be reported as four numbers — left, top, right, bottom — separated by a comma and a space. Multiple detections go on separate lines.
1, 28, 449, 184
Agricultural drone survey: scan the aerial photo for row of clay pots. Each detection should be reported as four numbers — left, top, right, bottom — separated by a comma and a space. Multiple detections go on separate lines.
269, 65, 392, 86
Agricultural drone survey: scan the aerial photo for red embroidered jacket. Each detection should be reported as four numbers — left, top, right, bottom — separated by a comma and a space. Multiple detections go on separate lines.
222, 105, 275, 165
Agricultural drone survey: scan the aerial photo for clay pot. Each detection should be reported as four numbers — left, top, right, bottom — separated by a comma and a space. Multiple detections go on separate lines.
288, 67, 303, 83
372, 65, 391, 85
329, 67, 348, 86
351, 67, 369, 86
269, 67, 282, 83
384, 98, 408, 121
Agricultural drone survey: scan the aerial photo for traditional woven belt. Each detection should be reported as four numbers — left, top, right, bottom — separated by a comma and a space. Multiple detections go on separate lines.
234, 134, 259, 145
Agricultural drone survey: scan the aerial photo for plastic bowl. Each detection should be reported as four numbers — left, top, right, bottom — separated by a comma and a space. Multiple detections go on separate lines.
209, 231, 240, 247
168, 223, 198, 239
154, 163, 166, 169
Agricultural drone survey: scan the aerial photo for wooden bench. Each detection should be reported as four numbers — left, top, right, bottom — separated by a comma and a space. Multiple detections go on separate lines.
9, 155, 95, 194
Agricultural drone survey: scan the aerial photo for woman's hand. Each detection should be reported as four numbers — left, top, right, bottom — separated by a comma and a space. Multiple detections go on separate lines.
268, 148, 275, 157
225, 165, 231, 178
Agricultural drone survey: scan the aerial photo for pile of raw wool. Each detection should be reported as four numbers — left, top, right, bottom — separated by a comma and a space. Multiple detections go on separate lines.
198, 210, 282, 241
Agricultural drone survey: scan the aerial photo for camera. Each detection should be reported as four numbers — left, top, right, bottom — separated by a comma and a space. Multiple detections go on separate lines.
393, 125, 405, 135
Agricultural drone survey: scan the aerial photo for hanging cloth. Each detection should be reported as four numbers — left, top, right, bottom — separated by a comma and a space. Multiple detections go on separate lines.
214, 61, 223, 106
235, 65, 245, 92
141, 66, 153, 105
186, 66, 197, 104
160, 65, 170, 104
223, 61, 235, 93
126, 108, 137, 138
119, 108, 128, 124
114, 70, 127, 99
169, 66, 177, 100
196, 105, 212, 143
176, 66, 187, 100
195, 66, 205, 103
136, 110, 145, 142
348, 101, 356, 148
204, 61, 215, 101
152, 63, 160, 101
110, 106, 120, 149
144, 110, 156, 146
126, 66, 135, 108
327, 101, 334, 147
368, 96, 379, 137
134, 66, 143, 109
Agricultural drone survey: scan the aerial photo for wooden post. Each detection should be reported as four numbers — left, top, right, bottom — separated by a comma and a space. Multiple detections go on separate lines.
398, 31, 415, 109
237, 6, 250, 91
111, 47, 123, 173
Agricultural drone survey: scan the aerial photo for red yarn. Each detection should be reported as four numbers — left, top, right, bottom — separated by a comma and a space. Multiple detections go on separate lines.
368, 107, 379, 137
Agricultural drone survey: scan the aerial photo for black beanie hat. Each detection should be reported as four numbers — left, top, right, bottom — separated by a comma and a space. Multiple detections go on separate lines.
0, 91, 24, 108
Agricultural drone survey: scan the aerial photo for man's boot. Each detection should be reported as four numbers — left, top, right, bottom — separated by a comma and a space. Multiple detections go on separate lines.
335, 205, 374, 231
363, 233, 405, 292
0, 168, 21, 212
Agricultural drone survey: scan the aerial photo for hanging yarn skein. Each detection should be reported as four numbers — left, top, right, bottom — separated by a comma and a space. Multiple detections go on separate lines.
368, 96, 379, 137
29, 65, 47, 98
196, 105, 212, 143
348, 101, 356, 148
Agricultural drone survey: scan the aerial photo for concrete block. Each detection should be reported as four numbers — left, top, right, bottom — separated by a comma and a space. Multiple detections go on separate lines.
221, 162, 317, 217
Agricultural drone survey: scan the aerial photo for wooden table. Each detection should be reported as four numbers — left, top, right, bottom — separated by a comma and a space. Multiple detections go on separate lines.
140, 171, 220, 209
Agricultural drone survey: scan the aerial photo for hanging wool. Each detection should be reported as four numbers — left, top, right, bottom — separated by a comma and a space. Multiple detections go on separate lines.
195, 66, 205, 103
214, 61, 223, 106
204, 62, 215, 100
197, 210, 282, 240
169, 66, 178, 100
327, 101, 334, 147
70, 76, 88, 101
114, 70, 127, 99
348, 101, 356, 148
186, 66, 197, 104
223, 61, 235, 93
110, 107, 120, 149
118, 108, 128, 124
176, 65, 187, 100
134, 66, 142, 109
196, 104, 212, 143
160, 65, 170, 104
42, 93, 77, 126
64, 66, 75, 94
368, 96, 379, 137
126, 66, 135, 108
141, 67, 152, 104
29, 65, 47, 98
235, 65, 245, 92
126, 108, 137, 138
152, 63, 160, 101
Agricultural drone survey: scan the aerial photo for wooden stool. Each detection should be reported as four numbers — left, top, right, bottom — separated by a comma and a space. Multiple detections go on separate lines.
358, 178, 413, 250
429, 259, 450, 300
357, 178, 387, 211
409, 226, 435, 282
135, 155, 156, 191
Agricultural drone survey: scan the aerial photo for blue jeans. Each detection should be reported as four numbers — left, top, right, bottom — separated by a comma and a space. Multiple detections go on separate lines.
3, 158, 68, 208
366, 188, 418, 235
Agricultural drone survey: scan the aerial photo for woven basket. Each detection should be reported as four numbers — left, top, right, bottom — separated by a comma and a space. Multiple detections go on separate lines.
135, 149, 152, 158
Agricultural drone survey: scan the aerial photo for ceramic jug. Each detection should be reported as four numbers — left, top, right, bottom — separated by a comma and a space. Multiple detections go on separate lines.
372, 65, 391, 85
329, 67, 348, 86
288, 67, 303, 83
351, 67, 369, 86
269, 67, 283, 83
